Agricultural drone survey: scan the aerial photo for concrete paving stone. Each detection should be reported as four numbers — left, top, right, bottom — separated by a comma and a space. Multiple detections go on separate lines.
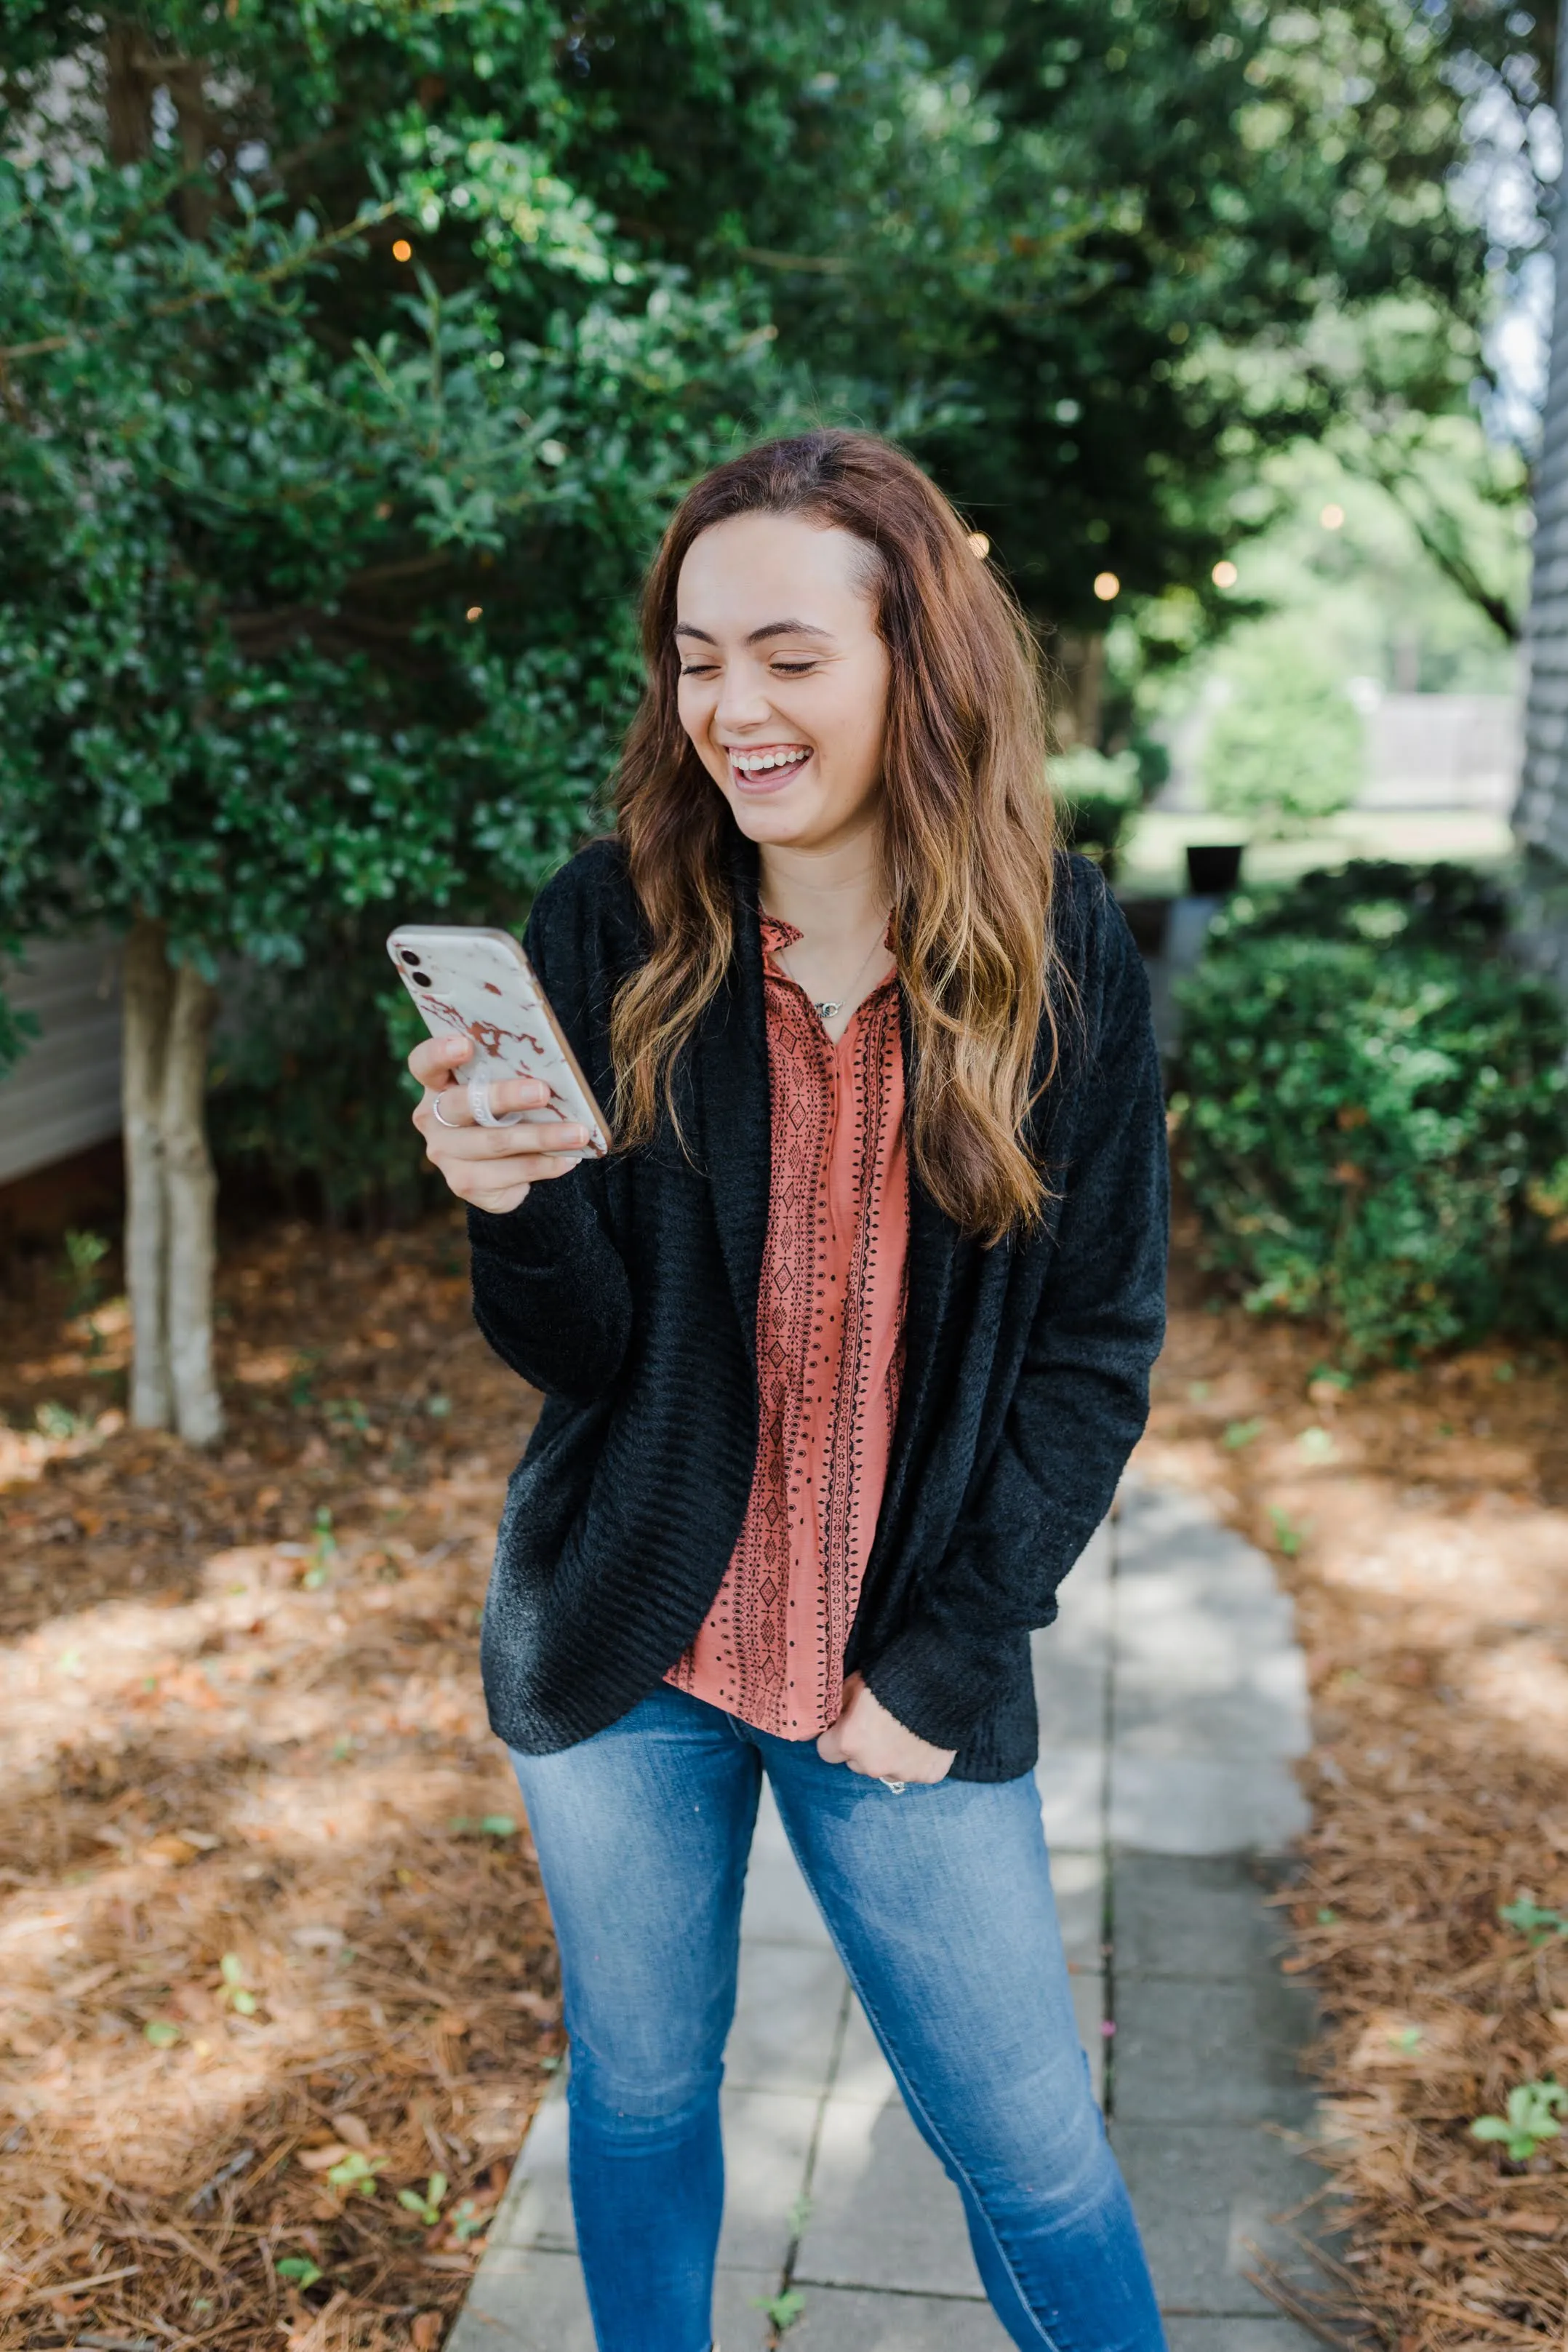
1164, 2321, 1329, 2352
1112, 1975, 1318, 2128
780, 2285, 1012, 2350
1047, 1845, 1105, 1972
1034, 1744, 1105, 1848
1113, 1683, 1311, 1764
727, 1940, 850, 2094
1031, 1641, 1111, 1744
444, 2246, 777, 2352
495, 2081, 817, 2272
491, 2081, 572, 2253
1115, 1572, 1297, 1658
1111, 1752, 1309, 1857
743, 1780, 833, 1948
1111, 2122, 1328, 2317
832, 1996, 899, 2106
1113, 1854, 1295, 1982
718, 2089, 823, 2273
794, 2095, 983, 2297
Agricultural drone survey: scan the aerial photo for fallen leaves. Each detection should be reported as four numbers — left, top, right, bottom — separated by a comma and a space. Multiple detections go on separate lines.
0, 1211, 560, 2350
1142, 1191, 1568, 2349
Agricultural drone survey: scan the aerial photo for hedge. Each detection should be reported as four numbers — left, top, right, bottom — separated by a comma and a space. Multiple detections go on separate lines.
1171, 865, 1568, 1363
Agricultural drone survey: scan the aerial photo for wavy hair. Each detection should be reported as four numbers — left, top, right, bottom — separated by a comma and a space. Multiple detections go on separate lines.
609, 429, 1065, 1244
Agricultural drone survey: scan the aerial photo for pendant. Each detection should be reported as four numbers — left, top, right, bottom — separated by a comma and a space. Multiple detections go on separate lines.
814, 1000, 840, 1018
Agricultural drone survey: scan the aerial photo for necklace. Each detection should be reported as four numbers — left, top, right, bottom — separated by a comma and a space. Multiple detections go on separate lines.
775, 917, 892, 1023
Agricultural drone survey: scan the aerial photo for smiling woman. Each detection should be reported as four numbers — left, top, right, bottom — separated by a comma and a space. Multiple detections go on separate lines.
408, 428, 1171, 2352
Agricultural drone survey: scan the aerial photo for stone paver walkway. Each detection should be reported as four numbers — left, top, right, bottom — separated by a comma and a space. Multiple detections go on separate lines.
449, 1479, 1329, 2351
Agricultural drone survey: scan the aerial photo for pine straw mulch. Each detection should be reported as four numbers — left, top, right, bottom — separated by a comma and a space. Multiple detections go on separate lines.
0, 1209, 561, 2352
1137, 1198, 1568, 2351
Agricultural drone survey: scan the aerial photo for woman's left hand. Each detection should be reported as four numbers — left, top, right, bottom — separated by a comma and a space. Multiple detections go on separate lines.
817, 1674, 957, 1785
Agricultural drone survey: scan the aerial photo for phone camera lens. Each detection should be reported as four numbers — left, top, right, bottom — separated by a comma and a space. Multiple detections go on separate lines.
411, 970, 433, 988
399, 948, 422, 965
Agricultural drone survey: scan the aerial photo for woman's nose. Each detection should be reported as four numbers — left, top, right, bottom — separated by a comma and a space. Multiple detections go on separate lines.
713, 660, 773, 732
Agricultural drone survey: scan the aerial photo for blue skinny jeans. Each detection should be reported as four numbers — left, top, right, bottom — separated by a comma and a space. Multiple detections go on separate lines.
510, 1684, 1166, 2352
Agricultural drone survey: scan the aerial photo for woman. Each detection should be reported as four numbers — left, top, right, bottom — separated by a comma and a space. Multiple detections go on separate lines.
412, 431, 1169, 2352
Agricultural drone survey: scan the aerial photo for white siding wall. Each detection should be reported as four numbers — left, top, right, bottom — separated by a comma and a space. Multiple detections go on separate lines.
0, 937, 124, 1185
1516, 25, 1568, 871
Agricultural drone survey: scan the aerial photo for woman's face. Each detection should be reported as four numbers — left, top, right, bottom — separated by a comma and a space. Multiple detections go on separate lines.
674, 512, 891, 856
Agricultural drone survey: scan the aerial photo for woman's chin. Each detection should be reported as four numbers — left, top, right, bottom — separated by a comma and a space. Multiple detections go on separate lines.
721, 783, 823, 847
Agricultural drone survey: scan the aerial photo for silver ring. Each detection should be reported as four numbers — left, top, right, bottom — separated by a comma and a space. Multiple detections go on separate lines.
470, 1077, 524, 1129
879, 1777, 906, 1794
431, 1090, 463, 1129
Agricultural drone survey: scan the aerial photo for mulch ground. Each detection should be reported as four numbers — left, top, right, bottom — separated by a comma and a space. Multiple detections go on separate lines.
0, 1210, 559, 2352
1140, 1198, 1568, 2351
4, 1194, 1568, 2348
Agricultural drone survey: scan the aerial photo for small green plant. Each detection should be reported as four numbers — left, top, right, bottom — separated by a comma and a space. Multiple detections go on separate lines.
1316, 1907, 1338, 1925
276, 2255, 325, 2287
303, 1506, 338, 1589
1389, 2025, 1423, 2052
1500, 1895, 1568, 1947
425, 1393, 452, 1419
1268, 1505, 1306, 1557
327, 2148, 386, 2196
218, 1953, 258, 2015
36, 1399, 86, 1440
1297, 1425, 1336, 1463
753, 2287, 806, 2331
449, 1814, 519, 1839
143, 2017, 180, 2048
289, 1351, 322, 1411
1223, 1417, 1264, 1450
62, 1227, 111, 1317
450, 2196, 489, 2241
397, 2170, 449, 2226
1470, 2079, 1567, 2163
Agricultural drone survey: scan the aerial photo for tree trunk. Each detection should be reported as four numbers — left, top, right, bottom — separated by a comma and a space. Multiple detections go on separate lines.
161, 961, 222, 1444
120, 920, 224, 1444
122, 919, 172, 1429
105, 21, 151, 167
1051, 630, 1107, 751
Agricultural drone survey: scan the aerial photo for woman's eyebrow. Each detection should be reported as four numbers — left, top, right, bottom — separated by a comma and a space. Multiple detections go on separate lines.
673, 620, 835, 645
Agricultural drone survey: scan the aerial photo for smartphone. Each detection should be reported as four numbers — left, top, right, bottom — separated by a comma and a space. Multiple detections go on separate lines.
386, 924, 612, 1158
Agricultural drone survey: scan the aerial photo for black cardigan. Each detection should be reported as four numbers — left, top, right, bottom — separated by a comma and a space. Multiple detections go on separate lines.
467, 828, 1168, 1781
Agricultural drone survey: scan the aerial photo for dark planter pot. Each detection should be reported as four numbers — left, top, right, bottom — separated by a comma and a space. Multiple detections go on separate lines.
1185, 842, 1244, 896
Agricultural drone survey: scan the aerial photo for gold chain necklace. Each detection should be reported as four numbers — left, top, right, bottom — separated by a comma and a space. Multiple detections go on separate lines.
775, 917, 892, 1022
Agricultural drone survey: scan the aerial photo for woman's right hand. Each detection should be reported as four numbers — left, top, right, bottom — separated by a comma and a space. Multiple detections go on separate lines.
410, 1034, 592, 1217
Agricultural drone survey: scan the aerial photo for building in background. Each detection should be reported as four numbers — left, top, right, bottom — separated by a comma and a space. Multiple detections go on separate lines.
1515, 23, 1568, 985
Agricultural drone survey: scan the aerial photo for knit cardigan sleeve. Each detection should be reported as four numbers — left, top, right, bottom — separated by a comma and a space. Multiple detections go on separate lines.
465, 860, 634, 1404
860, 889, 1169, 1753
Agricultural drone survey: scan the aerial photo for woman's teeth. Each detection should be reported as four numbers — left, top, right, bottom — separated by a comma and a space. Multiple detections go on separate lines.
731, 748, 808, 775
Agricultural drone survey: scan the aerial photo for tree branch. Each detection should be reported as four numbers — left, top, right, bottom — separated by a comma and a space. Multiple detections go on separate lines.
0, 200, 399, 364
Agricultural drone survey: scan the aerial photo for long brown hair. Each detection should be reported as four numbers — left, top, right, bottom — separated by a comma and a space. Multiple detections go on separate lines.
609, 429, 1065, 1244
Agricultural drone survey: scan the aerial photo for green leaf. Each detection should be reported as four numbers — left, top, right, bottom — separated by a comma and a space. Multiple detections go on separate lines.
143, 2018, 180, 2047
276, 2256, 324, 2286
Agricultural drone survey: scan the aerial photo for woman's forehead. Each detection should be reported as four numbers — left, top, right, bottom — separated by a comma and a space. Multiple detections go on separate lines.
676, 513, 877, 637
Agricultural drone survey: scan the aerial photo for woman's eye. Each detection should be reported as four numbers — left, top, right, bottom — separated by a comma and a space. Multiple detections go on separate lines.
772, 661, 818, 676
679, 663, 718, 677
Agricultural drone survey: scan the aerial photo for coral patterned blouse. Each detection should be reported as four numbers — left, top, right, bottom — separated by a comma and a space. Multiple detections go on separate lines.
667, 913, 910, 1737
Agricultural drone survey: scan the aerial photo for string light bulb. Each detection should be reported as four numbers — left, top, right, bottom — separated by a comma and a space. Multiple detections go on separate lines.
968, 532, 991, 559
392, 239, 413, 263
1093, 571, 1120, 601
1212, 559, 1238, 588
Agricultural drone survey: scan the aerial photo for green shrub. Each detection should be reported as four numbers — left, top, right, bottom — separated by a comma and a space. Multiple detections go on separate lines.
1052, 745, 1142, 875
1199, 626, 1364, 833
1203, 860, 1510, 955
1172, 886, 1568, 1362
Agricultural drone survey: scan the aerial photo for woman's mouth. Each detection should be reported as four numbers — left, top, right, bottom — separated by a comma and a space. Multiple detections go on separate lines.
727, 745, 812, 794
